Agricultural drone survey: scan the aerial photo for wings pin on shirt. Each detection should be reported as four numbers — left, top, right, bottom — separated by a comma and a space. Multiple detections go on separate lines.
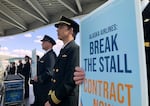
62, 54, 67, 58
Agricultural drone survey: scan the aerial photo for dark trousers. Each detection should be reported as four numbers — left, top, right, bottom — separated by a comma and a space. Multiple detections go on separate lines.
31, 83, 38, 106
24, 78, 29, 98
32, 83, 50, 106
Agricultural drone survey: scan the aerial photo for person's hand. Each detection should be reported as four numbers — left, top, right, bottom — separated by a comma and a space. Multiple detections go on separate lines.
33, 76, 38, 82
45, 101, 51, 106
74, 66, 85, 85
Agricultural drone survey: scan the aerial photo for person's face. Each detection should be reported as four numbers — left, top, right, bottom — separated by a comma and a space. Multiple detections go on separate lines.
41, 41, 52, 50
25, 57, 29, 62
19, 60, 22, 63
57, 24, 72, 40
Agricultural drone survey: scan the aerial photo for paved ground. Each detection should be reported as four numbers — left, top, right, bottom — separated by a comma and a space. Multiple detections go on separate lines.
24, 84, 34, 106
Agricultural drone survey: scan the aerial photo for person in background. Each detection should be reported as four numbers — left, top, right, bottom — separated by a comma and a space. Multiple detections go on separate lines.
17, 60, 23, 74
45, 16, 80, 106
22, 55, 31, 99
6, 62, 11, 74
31, 35, 57, 106
9, 62, 16, 75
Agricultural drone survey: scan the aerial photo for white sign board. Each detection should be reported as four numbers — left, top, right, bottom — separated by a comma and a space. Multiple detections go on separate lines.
31, 49, 37, 79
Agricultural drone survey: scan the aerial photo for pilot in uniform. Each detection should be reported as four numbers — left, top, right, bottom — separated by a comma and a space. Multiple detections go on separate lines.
45, 16, 80, 106
31, 35, 57, 106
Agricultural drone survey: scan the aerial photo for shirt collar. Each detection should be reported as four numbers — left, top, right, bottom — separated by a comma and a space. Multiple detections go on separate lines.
45, 48, 52, 54
62, 40, 73, 49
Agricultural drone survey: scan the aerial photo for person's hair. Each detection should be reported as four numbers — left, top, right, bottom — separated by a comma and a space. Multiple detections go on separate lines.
25, 55, 31, 61
67, 25, 78, 39
19, 60, 22, 63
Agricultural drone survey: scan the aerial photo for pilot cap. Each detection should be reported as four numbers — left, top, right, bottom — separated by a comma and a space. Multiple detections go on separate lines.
41, 35, 56, 45
55, 16, 79, 33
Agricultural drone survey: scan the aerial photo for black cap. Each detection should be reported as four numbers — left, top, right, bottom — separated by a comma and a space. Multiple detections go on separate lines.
55, 16, 79, 33
41, 35, 56, 45
25, 55, 31, 59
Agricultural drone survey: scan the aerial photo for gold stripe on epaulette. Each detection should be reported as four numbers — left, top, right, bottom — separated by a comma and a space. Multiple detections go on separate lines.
48, 90, 52, 95
51, 91, 61, 104
145, 42, 150, 47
